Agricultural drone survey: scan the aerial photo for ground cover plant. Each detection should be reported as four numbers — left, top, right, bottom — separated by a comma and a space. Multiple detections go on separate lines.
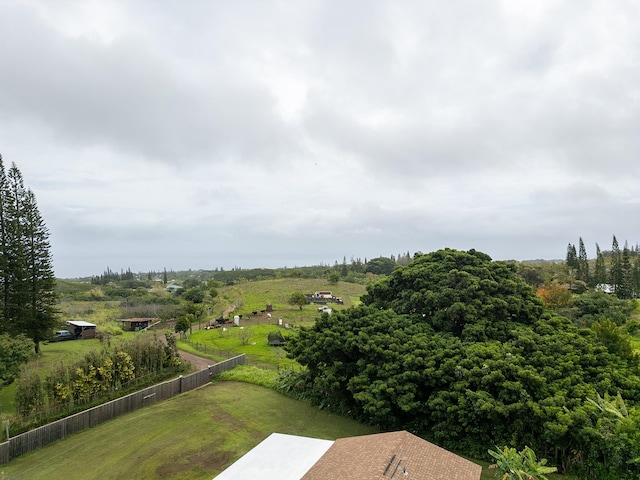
0, 382, 378, 480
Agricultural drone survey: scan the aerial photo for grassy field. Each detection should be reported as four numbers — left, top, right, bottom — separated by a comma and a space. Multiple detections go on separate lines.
0, 381, 378, 480
0, 379, 572, 480
178, 324, 298, 368
221, 278, 366, 319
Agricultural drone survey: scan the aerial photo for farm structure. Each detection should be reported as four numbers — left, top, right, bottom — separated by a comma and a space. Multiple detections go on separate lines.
66, 320, 96, 339
305, 291, 343, 305
120, 318, 155, 331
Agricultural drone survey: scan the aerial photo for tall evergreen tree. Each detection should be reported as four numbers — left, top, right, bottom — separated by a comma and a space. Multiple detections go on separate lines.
565, 243, 578, 273
0, 155, 8, 332
633, 256, 640, 297
594, 243, 607, 286
22, 189, 58, 353
577, 237, 589, 284
0, 158, 57, 352
5, 163, 29, 334
610, 235, 622, 295
619, 242, 634, 299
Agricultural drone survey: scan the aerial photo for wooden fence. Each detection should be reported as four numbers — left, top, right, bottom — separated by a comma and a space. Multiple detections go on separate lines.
0, 354, 246, 464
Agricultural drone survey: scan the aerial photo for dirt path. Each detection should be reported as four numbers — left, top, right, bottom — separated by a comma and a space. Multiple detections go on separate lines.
178, 348, 213, 371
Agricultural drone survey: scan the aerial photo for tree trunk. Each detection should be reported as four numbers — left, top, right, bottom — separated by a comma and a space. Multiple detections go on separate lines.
34, 340, 40, 354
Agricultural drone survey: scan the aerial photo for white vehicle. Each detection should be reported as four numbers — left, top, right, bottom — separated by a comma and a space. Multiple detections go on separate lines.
317, 306, 332, 314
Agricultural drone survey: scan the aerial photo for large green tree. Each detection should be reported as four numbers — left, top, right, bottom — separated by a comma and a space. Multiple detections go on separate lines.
22, 189, 58, 352
364, 256, 396, 275
0, 156, 58, 353
361, 248, 543, 341
286, 248, 640, 477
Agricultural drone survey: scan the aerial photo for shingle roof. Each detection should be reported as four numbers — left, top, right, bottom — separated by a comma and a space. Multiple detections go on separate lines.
301, 430, 482, 480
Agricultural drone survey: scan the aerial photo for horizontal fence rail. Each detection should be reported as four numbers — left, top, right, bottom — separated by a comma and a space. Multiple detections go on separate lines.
0, 354, 246, 464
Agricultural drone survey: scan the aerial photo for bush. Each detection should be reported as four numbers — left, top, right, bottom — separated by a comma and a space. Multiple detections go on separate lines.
0, 334, 33, 386
97, 322, 124, 336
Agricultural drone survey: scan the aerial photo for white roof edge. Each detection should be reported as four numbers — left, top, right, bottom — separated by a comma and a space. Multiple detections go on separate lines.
66, 320, 97, 327
214, 433, 334, 480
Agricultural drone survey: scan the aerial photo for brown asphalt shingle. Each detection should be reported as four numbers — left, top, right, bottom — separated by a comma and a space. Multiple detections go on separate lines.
302, 430, 481, 480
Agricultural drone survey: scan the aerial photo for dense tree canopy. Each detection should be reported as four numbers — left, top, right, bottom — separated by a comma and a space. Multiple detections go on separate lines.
286, 248, 640, 478
364, 256, 396, 275
362, 248, 543, 341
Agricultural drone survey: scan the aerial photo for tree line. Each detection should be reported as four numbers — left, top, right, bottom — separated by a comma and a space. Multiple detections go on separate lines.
0, 155, 58, 354
566, 236, 640, 297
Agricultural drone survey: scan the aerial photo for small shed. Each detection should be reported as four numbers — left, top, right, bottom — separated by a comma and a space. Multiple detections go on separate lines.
120, 318, 154, 332
66, 320, 97, 339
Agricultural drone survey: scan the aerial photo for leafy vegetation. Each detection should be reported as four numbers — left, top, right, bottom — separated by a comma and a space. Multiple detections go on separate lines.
288, 291, 308, 310
488, 445, 557, 480
286, 248, 640, 478
6, 236, 640, 478
11, 333, 186, 432
0, 334, 31, 387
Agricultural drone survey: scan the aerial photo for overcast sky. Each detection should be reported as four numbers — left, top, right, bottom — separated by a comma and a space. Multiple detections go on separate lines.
1, 0, 639, 278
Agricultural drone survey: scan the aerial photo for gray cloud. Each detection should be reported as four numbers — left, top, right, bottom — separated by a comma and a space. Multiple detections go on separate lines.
1, 0, 639, 277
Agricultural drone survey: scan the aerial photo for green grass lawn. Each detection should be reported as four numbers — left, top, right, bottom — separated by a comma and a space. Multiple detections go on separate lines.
178, 324, 298, 368
0, 381, 378, 480
223, 278, 366, 317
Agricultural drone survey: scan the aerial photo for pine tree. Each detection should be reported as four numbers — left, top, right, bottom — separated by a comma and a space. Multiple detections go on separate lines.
4, 163, 29, 334
610, 236, 622, 295
566, 243, 578, 277
594, 243, 607, 286
619, 242, 634, 299
22, 189, 58, 353
0, 159, 58, 352
578, 238, 589, 284
633, 256, 640, 297
0, 156, 8, 332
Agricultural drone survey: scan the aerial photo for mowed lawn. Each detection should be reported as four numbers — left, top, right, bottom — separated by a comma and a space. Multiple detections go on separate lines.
0, 381, 378, 480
